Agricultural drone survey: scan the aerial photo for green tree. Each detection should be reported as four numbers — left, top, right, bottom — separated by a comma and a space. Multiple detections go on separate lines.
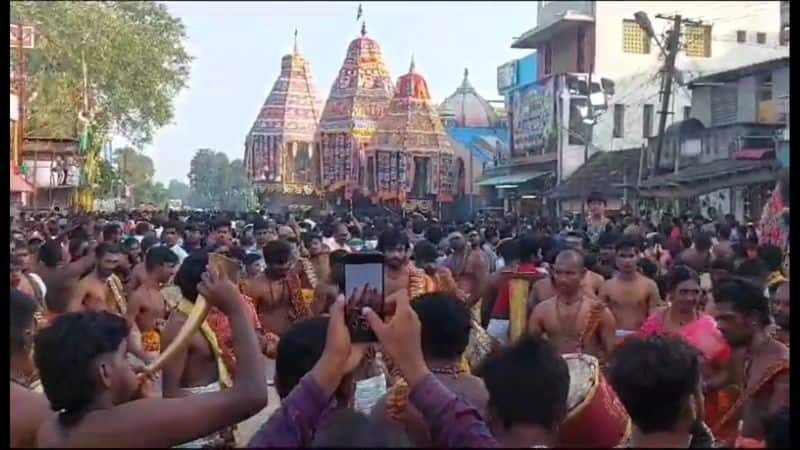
12, 1, 192, 208
115, 147, 155, 187
166, 179, 191, 202
188, 150, 254, 210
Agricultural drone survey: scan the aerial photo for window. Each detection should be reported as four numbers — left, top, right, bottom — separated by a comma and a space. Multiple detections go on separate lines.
623, 19, 650, 54
613, 104, 625, 138
684, 25, 712, 57
643, 104, 654, 138
683, 106, 692, 120
756, 32, 767, 44
577, 27, 586, 72
569, 98, 591, 145
544, 43, 552, 74
737, 30, 746, 43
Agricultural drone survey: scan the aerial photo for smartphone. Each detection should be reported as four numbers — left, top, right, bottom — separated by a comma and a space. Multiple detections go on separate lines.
343, 252, 385, 342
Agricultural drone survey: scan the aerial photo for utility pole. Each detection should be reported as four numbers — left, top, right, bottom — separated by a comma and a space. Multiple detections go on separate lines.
652, 15, 682, 177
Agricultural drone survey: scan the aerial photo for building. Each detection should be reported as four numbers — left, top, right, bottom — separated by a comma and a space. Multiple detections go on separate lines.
365, 58, 457, 215
318, 23, 395, 200
439, 69, 510, 215
20, 137, 80, 210
10, 91, 34, 207
638, 57, 788, 221
509, 1, 788, 213
244, 34, 323, 209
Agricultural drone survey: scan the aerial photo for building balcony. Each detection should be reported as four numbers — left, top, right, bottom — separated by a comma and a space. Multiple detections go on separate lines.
512, 10, 594, 49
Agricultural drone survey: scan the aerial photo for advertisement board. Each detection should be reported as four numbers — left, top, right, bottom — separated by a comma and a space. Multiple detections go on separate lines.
511, 77, 556, 157
497, 60, 518, 94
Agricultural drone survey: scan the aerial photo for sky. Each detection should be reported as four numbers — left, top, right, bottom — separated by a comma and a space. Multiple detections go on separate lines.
116, 1, 539, 184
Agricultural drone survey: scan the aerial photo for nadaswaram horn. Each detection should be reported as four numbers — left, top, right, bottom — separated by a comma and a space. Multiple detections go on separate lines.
144, 252, 242, 374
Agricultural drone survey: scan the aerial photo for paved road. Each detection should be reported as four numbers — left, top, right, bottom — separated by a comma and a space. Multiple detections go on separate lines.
233, 358, 278, 447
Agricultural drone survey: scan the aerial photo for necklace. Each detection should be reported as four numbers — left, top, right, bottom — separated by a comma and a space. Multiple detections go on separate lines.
430, 365, 466, 379
556, 296, 584, 338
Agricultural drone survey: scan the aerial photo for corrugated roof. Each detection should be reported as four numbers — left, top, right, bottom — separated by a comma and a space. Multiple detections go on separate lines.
688, 57, 790, 87
546, 148, 641, 200
477, 171, 548, 186
638, 159, 776, 189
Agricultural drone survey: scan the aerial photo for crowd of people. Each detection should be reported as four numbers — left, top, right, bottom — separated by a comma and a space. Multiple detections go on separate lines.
9, 190, 790, 448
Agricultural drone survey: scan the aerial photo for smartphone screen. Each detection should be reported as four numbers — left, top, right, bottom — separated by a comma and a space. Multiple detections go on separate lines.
344, 253, 384, 342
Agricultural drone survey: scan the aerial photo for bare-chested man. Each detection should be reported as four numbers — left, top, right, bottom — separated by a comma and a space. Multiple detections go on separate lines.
302, 232, 331, 288
528, 233, 603, 309
528, 249, 616, 360
10, 290, 52, 448
36, 238, 96, 310
312, 249, 347, 316
714, 278, 789, 446
677, 232, 713, 273
599, 237, 661, 339
771, 281, 789, 347
243, 239, 310, 336
126, 246, 179, 358
380, 229, 431, 308
12, 242, 48, 320
34, 267, 268, 448
75, 243, 127, 314
445, 231, 489, 308
712, 224, 735, 262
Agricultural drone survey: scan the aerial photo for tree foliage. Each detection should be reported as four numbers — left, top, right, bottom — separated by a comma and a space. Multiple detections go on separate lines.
166, 179, 191, 202
13, 1, 192, 145
188, 149, 254, 210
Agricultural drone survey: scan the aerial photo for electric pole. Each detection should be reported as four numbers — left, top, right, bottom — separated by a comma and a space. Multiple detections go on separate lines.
652, 15, 681, 177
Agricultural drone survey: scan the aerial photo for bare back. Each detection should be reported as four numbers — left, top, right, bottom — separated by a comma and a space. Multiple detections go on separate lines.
10, 383, 52, 448
160, 312, 218, 398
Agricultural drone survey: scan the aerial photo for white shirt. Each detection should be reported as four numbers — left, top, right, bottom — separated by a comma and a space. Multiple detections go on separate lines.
170, 244, 189, 263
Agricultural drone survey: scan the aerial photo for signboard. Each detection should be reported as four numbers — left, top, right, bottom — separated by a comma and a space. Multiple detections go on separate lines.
9, 25, 35, 49
497, 60, 518, 94
511, 77, 556, 157
10, 93, 18, 121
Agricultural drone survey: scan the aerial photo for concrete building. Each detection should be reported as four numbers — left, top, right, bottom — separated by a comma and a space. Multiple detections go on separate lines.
638, 57, 788, 221
509, 1, 788, 213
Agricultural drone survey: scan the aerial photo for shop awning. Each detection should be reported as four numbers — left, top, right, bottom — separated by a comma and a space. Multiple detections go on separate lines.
638, 159, 777, 199
477, 171, 549, 187
10, 163, 34, 193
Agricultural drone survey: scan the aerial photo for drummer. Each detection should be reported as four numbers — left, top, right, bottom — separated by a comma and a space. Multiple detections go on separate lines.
608, 334, 701, 447
528, 249, 617, 360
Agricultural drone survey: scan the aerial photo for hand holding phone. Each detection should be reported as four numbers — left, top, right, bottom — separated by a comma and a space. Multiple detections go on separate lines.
344, 253, 385, 342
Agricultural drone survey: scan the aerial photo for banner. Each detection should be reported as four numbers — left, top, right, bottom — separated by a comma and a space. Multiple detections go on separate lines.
511, 77, 556, 157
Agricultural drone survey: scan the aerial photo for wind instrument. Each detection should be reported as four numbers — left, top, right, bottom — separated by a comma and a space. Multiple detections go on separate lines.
144, 253, 242, 374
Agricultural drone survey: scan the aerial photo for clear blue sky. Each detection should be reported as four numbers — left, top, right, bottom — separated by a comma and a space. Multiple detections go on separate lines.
120, 1, 538, 183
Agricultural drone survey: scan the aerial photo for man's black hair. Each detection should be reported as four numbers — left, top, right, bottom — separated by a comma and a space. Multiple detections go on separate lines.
412, 292, 471, 361
122, 237, 139, 251
733, 258, 769, 283
615, 235, 640, 252
239, 253, 259, 267
714, 277, 772, 326
95, 242, 122, 258
757, 244, 784, 272
718, 223, 732, 240
39, 239, 64, 268
479, 336, 569, 431
693, 232, 713, 251
140, 236, 160, 254
11, 289, 37, 354
263, 240, 293, 265
164, 220, 184, 234
377, 228, 410, 253
598, 230, 622, 249
34, 312, 130, 426
608, 335, 700, 434
253, 219, 269, 232
101, 223, 121, 242
275, 316, 328, 399
301, 231, 321, 248
144, 246, 179, 272
637, 258, 659, 279
412, 240, 439, 265
710, 257, 735, 273
175, 251, 209, 302
211, 218, 230, 231
134, 222, 151, 236
517, 235, 539, 262
587, 191, 606, 205
496, 238, 519, 264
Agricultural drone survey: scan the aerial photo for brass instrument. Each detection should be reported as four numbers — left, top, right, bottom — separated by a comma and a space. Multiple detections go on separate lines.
144, 253, 242, 375
508, 272, 538, 343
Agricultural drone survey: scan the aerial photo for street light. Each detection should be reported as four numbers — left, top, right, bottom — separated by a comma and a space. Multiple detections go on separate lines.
634, 11, 667, 58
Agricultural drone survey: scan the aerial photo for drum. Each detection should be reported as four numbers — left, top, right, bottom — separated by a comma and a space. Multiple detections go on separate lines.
559, 353, 631, 448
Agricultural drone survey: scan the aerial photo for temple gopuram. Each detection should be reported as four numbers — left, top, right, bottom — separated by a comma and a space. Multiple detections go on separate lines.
318, 23, 394, 200
244, 33, 323, 209
366, 58, 456, 214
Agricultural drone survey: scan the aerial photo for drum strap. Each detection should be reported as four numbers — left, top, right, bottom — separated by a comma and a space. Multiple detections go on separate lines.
711, 359, 789, 435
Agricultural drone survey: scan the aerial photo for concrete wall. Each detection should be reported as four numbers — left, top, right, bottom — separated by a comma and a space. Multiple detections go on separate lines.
587, 1, 787, 153
692, 86, 713, 126
737, 76, 759, 123
537, 1, 595, 27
